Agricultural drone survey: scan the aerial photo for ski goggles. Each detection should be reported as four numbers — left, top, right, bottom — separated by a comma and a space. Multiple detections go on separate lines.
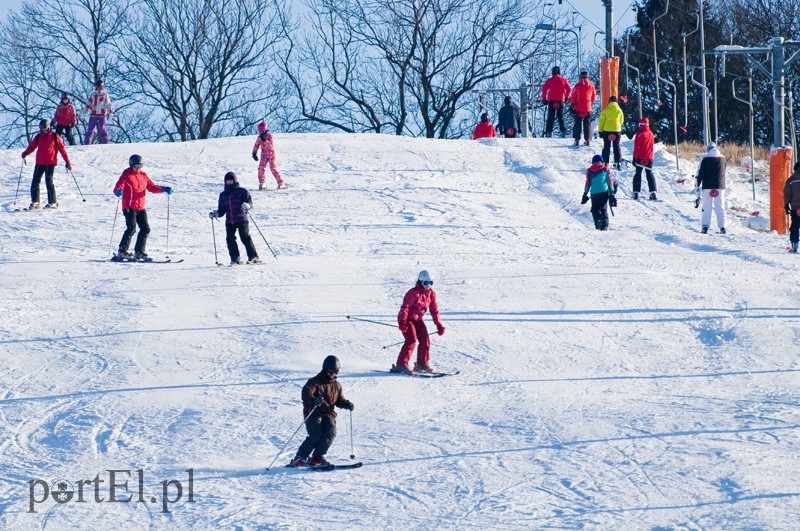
422, 280, 434, 286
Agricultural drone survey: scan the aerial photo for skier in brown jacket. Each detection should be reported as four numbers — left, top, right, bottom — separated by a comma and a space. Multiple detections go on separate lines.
289, 356, 354, 467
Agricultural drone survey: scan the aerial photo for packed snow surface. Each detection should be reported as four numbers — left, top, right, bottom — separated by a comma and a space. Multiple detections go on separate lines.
1, 133, 799, 529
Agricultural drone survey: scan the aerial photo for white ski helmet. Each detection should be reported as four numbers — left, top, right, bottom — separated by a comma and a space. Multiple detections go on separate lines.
418, 270, 433, 287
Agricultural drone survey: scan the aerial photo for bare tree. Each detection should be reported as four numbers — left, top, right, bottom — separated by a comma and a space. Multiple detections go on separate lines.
120, 0, 286, 141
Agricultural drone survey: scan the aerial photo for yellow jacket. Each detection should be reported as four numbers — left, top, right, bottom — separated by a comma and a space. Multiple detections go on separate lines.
598, 102, 624, 132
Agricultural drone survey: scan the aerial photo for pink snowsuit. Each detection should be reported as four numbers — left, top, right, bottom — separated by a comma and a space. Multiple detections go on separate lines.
252, 130, 284, 186
396, 283, 444, 368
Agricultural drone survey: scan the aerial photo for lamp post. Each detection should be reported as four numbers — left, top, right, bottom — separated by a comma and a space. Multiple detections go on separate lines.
536, 24, 581, 72
543, 3, 556, 65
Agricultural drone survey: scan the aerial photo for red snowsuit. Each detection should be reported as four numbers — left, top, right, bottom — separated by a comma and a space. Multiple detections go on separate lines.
113, 167, 165, 210
396, 283, 444, 368
252, 130, 284, 186
53, 103, 77, 126
472, 121, 497, 140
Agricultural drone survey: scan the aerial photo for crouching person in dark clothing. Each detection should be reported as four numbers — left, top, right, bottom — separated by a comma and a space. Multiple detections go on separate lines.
209, 171, 260, 265
582, 154, 616, 231
290, 356, 354, 467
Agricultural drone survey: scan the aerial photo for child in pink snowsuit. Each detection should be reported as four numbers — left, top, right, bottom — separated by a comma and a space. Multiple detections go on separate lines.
252, 122, 285, 190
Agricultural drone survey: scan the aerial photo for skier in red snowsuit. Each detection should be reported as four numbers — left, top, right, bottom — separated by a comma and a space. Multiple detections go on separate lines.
392, 270, 445, 374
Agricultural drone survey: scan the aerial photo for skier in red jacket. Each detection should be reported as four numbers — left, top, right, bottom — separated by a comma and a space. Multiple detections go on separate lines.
52, 94, 78, 146
392, 270, 445, 374
112, 155, 173, 261
541, 66, 572, 138
21, 119, 72, 209
632, 117, 657, 200
569, 71, 596, 146
472, 113, 497, 139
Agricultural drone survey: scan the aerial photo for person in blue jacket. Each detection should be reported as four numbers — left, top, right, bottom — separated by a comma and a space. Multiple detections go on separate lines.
209, 171, 260, 265
581, 154, 616, 231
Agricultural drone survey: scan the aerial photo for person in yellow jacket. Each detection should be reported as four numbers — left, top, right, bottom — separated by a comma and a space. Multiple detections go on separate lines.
598, 96, 625, 169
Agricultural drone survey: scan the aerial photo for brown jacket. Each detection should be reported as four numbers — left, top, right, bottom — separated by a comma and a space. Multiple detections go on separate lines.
301, 371, 349, 419
784, 170, 800, 210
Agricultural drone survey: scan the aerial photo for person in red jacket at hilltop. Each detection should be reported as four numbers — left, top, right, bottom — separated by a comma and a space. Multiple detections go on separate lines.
569, 71, 596, 146
112, 155, 173, 261
21, 119, 72, 210
392, 270, 445, 375
472, 112, 497, 140
52, 94, 78, 146
632, 117, 657, 200
541, 66, 572, 138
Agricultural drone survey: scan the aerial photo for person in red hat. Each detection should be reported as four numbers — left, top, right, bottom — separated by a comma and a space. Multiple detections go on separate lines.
632, 117, 657, 200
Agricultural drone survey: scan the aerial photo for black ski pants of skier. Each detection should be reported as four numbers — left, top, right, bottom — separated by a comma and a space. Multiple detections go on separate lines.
545, 102, 566, 136
225, 221, 258, 261
119, 209, 150, 254
790, 209, 800, 244
590, 192, 610, 231
572, 113, 592, 143
297, 416, 337, 459
55, 125, 76, 146
633, 160, 657, 194
30, 164, 57, 204
601, 132, 621, 165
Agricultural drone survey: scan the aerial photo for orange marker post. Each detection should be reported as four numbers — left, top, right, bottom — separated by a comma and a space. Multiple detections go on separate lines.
770, 146, 793, 233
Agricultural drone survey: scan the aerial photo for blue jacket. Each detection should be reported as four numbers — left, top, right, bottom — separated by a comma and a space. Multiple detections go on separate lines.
218, 183, 253, 225
584, 163, 615, 195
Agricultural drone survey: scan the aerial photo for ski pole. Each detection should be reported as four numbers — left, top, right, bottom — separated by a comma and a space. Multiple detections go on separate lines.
349, 409, 355, 459
246, 211, 277, 259
211, 217, 220, 265
108, 197, 120, 259
382, 339, 406, 350
345, 315, 396, 328
14, 159, 25, 205
265, 404, 318, 471
68, 168, 86, 202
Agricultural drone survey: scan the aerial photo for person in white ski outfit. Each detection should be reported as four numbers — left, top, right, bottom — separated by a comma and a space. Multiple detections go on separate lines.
696, 142, 727, 234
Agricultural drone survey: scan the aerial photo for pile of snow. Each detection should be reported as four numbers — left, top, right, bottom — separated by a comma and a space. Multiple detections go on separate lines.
1, 133, 798, 528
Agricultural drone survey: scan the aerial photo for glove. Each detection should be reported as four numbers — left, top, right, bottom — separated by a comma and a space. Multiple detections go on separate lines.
609, 195, 618, 208
114, 189, 123, 197
66, 162, 72, 171
242, 202, 252, 212
342, 400, 354, 411
161, 186, 173, 195
581, 194, 589, 205
399, 322, 408, 332
437, 326, 445, 336
209, 210, 218, 219
21, 153, 26, 159
252, 153, 258, 161
312, 396, 325, 408
541, 99, 547, 105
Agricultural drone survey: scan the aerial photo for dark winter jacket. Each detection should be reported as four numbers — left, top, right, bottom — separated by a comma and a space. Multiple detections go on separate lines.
398, 284, 443, 328
584, 163, 615, 196
301, 371, 351, 419
784, 170, 800, 211
114, 168, 165, 210
217, 182, 253, 225
497, 97, 521, 133
22, 131, 71, 167
695, 148, 726, 190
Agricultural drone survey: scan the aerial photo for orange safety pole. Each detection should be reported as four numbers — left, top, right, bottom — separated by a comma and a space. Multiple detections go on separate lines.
600, 57, 620, 109
770, 146, 793, 233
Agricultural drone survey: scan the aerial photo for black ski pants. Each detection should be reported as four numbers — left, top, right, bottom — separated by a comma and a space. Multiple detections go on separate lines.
119, 209, 150, 254
225, 221, 258, 261
30, 164, 57, 204
633, 160, 657, 193
545, 102, 566, 136
572, 113, 592, 142
55, 125, 76, 146
790, 209, 800, 244
297, 416, 337, 459
601, 132, 621, 165
590, 192, 610, 231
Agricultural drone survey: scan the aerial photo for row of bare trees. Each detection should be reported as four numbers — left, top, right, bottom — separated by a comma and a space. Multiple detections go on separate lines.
0, 0, 551, 146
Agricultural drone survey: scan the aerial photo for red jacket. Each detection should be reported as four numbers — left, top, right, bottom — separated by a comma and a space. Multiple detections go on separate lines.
113, 167, 165, 210
398, 284, 443, 328
633, 125, 655, 162
569, 78, 596, 117
22, 131, 71, 166
472, 121, 497, 140
541, 75, 571, 103
53, 103, 77, 126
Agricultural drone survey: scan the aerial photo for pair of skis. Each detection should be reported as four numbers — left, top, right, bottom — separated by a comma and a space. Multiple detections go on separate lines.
284, 462, 363, 472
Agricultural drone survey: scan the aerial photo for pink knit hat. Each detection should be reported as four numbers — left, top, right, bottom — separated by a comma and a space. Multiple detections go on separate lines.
257, 122, 267, 132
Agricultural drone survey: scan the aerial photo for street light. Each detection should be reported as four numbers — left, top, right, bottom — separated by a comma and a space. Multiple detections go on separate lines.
543, 3, 557, 65
536, 24, 581, 72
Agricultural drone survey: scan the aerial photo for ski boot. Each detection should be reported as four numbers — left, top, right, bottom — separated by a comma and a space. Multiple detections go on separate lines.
258, 183, 264, 191
633, 192, 639, 200
649, 192, 657, 201
28, 202, 41, 210
277, 181, 287, 190
288, 455, 307, 467
390, 364, 413, 375
230, 257, 243, 265
574, 139, 580, 147
701, 226, 709, 234
308, 456, 330, 467
247, 257, 262, 264
792, 242, 799, 253
719, 227, 727, 234
414, 363, 434, 374
115, 250, 134, 260
44, 202, 58, 209
134, 251, 152, 261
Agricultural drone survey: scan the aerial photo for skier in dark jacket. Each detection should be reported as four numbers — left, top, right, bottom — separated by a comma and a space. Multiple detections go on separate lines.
209, 171, 260, 265
582, 154, 616, 231
783, 161, 800, 252
289, 356, 354, 468
497, 96, 521, 138
696, 142, 727, 234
